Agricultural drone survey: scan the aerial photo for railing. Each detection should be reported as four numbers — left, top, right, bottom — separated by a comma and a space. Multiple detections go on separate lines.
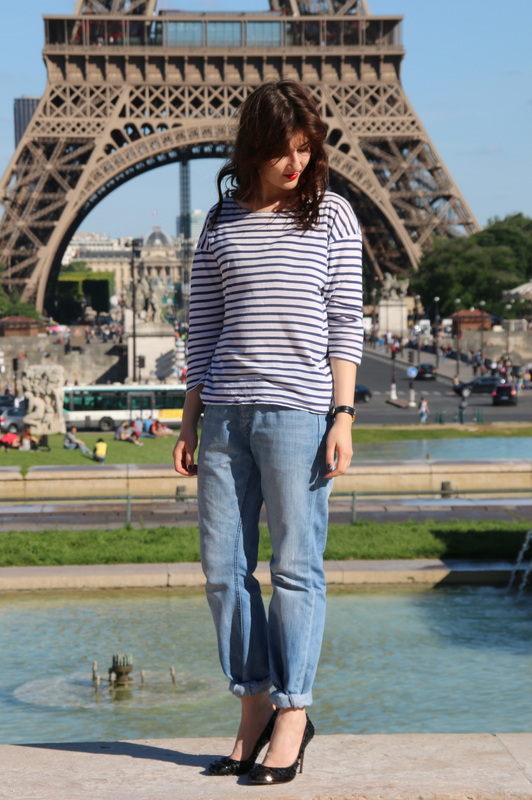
43, 15, 403, 51
1, 487, 531, 527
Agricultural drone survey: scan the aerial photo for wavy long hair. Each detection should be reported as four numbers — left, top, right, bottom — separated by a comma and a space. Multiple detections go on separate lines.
212, 81, 328, 230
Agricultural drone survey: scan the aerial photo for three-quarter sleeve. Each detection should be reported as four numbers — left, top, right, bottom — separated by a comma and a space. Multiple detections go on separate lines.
185, 220, 225, 391
324, 197, 364, 365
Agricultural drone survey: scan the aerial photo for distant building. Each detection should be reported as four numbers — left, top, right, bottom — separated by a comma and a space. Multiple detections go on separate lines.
176, 209, 205, 240
62, 227, 185, 294
141, 226, 181, 284
62, 232, 131, 292
0, 316, 46, 337
14, 96, 40, 147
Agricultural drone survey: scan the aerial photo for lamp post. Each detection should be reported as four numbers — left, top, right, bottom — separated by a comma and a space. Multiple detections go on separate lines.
479, 299, 486, 367
454, 298, 461, 378
129, 238, 143, 383
505, 302, 512, 355
371, 287, 377, 346
433, 296, 440, 370
414, 294, 421, 364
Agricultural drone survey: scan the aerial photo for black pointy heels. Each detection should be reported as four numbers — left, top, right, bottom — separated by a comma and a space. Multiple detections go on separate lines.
208, 710, 278, 776
248, 714, 315, 785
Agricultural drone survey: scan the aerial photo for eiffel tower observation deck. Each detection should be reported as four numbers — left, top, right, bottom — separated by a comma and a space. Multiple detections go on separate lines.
0, 0, 479, 312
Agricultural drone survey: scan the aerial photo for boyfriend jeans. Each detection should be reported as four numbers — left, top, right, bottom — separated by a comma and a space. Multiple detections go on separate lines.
197, 404, 332, 709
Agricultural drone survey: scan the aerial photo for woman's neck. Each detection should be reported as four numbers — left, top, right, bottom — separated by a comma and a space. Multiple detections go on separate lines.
237, 190, 295, 214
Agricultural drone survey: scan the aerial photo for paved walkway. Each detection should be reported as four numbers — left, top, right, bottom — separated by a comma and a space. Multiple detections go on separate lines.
2, 732, 532, 800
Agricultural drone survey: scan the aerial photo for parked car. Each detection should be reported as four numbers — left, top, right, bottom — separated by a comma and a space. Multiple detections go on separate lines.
0, 394, 14, 408
492, 384, 518, 406
453, 376, 506, 397
355, 384, 372, 403
0, 406, 26, 433
415, 363, 437, 380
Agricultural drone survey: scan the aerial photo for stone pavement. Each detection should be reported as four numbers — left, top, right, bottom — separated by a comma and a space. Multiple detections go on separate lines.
2, 732, 532, 800
0, 558, 525, 592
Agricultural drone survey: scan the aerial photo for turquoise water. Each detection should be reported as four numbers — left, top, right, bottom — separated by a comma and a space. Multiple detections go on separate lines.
0, 587, 531, 744
354, 436, 532, 462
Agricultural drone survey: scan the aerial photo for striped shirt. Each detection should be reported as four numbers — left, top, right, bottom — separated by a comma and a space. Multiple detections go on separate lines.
186, 191, 364, 415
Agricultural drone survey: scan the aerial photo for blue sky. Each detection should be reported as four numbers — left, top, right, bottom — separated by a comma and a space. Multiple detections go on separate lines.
0, 0, 530, 241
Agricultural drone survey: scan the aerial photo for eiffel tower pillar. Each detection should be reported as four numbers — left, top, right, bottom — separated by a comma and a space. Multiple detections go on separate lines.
0, 0, 479, 312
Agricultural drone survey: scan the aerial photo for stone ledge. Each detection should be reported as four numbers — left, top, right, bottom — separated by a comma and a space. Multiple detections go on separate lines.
2, 459, 532, 499
1, 733, 531, 800
0, 559, 522, 593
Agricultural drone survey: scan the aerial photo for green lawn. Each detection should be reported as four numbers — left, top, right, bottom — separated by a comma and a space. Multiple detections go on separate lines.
0, 520, 529, 567
2, 424, 531, 468
1, 431, 176, 468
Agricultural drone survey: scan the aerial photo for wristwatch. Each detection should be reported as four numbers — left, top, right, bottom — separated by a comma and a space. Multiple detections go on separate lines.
333, 405, 356, 421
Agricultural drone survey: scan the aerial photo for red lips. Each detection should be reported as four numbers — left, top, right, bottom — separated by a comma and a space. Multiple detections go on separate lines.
285, 173, 298, 180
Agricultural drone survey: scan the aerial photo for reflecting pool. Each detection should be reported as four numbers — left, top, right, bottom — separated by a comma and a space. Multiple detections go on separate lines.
0, 587, 531, 744
354, 436, 532, 462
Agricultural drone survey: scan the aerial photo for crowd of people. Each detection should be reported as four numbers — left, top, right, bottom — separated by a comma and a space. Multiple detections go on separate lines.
468, 351, 531, 388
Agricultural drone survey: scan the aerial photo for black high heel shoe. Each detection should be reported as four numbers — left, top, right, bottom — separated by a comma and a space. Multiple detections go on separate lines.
208, 710, 278, 776
248, 714, 315, 785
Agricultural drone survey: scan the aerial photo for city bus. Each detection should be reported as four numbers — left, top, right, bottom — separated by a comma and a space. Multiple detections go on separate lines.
62, 384, 186, 431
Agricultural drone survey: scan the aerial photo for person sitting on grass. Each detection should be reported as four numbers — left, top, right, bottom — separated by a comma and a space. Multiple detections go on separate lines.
0, 431, 20, 450
19, 426, 39, 452
93, 438, 108, 464
152, 419, 172, 438
115, 420, 143, 446
63, 426, 92, 455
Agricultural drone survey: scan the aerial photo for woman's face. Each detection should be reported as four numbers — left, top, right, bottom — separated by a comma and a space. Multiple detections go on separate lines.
258, 132, 311, 203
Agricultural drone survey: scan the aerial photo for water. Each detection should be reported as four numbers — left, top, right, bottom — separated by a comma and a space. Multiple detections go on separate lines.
354, 436, 532, 462
0, 586, 531, 744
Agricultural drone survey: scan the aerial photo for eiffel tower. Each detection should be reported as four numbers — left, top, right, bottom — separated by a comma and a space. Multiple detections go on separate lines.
0, 0, 479, 312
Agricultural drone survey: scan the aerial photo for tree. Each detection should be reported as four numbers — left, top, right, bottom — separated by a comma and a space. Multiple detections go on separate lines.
410, 214, 532, 319
60, 260, 92, 274
0, 267, 43, 321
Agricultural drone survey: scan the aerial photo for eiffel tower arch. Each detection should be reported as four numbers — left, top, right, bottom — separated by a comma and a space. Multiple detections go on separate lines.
0, 0, 479, 312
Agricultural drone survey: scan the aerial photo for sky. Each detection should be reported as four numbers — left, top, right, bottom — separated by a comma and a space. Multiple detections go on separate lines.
0, 0, 531, 241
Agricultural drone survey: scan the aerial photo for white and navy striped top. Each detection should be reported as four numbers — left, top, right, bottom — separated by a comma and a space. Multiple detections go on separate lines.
186, 191, 364, 415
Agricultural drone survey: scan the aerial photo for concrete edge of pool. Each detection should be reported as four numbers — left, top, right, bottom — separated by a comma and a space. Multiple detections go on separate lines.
2, 732, 532, 799
0, 559, 527, 592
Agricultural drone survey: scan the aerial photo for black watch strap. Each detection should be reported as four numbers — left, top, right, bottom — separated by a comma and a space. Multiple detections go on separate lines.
333, 405, 356, 421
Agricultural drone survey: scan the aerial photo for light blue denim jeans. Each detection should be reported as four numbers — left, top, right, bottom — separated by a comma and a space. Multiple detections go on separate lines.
197, 404, 333, 709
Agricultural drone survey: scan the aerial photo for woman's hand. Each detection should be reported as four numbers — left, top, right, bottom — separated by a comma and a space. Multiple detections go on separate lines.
326, 357, 357, 478
324, 415, 353, 478
173, 428, 198, 475
172, 385, 204, 476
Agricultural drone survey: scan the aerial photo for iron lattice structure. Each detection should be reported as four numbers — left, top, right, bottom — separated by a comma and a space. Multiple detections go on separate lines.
0, 0, 479, 311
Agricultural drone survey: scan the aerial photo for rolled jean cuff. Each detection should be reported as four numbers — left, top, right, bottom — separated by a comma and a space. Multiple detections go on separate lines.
229, 677, 272, 698
269, 690, 313, 709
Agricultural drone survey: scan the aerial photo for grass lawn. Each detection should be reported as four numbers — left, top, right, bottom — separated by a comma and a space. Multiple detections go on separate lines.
2, 424, 531, 468
0, 431, 176, 468
0, 520, 529, 567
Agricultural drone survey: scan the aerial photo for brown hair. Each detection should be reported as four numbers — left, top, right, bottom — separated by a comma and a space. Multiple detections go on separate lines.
212, 81, 328, 230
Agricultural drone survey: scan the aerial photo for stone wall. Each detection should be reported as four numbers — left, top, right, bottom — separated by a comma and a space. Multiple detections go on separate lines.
0, 335, 127, 390
441, 330, 532, 365
2, 459, 531, 500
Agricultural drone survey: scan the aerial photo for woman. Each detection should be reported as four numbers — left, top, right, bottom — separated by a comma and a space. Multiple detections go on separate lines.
19, 425, 39, 452
173, 81, 363, 785
418, 396, 429, 424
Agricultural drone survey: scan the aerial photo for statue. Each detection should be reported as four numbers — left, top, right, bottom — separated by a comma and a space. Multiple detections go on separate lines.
22, 365, 66, 435
126, 274, 164, 324
381, 273, 409, 300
